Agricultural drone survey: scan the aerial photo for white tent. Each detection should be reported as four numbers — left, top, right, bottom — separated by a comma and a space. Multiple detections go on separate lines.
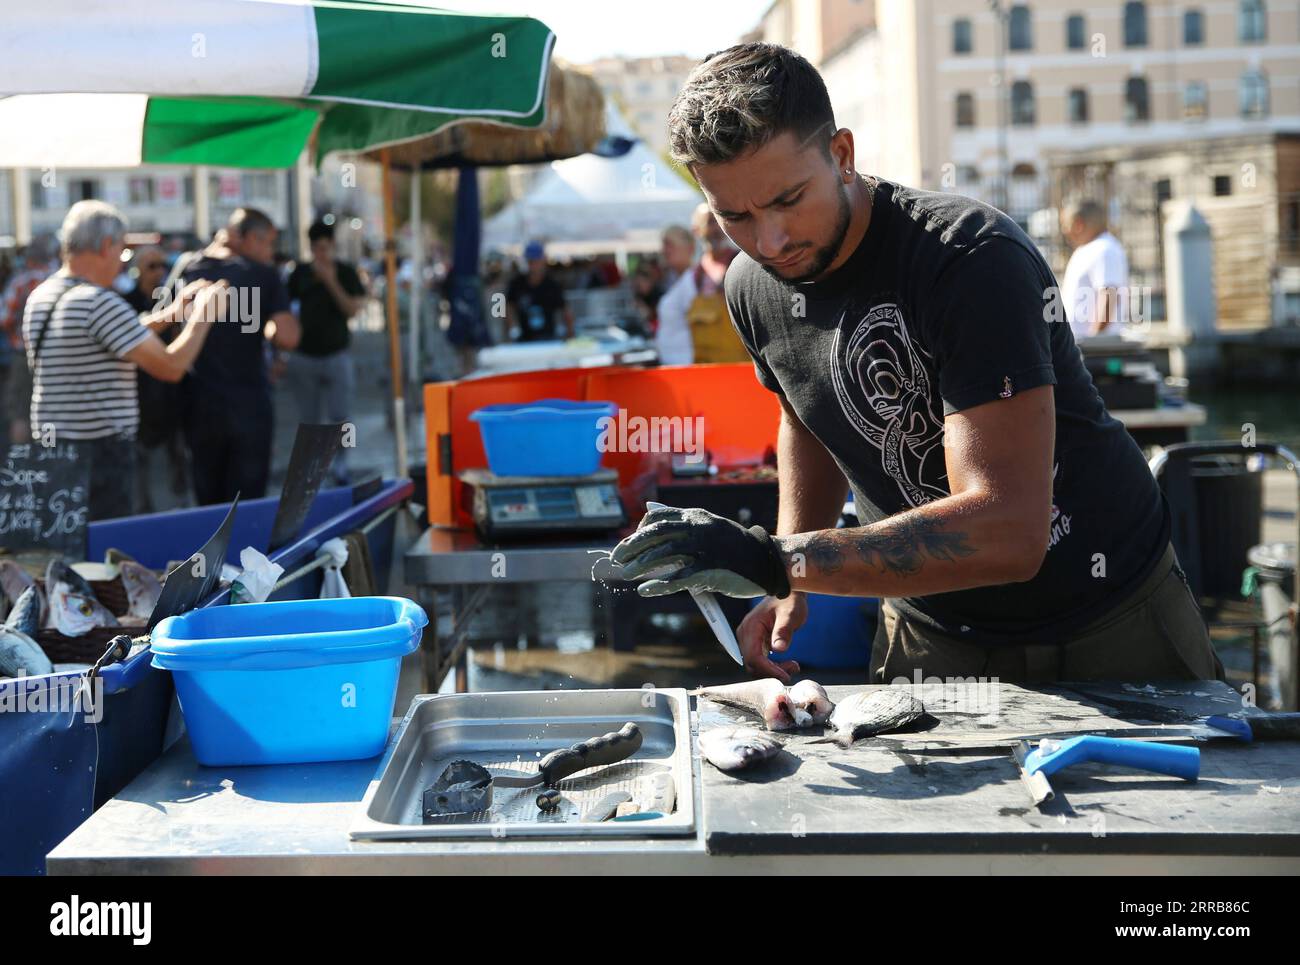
484, 105, 701, 255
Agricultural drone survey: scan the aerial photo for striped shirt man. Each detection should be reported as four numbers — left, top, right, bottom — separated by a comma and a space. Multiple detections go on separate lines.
22, 274, 150, 440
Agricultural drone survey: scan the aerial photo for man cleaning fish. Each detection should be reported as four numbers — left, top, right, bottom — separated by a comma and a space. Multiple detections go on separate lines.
612, 43, 1223, 688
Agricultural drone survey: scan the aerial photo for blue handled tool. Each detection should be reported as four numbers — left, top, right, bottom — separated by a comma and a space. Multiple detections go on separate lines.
1013, 736, 1200, 806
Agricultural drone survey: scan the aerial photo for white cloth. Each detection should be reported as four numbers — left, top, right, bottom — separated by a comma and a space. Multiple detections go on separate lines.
1061, 231, 1129, 341
655, 269, 698, 366
318, 538, 352, 599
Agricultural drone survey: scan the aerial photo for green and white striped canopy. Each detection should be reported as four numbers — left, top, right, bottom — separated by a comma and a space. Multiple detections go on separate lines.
0, 0, 556, 168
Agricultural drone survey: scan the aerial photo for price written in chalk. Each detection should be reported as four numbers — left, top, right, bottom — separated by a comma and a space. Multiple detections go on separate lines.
0, 443, 90, 556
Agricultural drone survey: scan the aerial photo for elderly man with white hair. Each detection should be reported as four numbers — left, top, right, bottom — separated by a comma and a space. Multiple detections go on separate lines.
22, 200, 227, 519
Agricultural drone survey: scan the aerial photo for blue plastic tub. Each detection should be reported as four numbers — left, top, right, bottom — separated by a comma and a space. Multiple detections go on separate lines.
470, 398, 617, 476
150, 596, 427, 766
751, 594, 878, 669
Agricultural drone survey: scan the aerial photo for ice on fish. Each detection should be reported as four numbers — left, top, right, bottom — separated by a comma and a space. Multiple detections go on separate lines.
699, 726, 782, 772
822, 689, 926, 747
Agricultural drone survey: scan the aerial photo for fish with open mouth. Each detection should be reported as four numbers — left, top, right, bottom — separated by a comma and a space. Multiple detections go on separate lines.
118, 560, 163, 625
819, 689, 926, 748
699, 726, 782, 772
0, 585, 53, 678
693, 679, 808, 730
45, 560, 117, 637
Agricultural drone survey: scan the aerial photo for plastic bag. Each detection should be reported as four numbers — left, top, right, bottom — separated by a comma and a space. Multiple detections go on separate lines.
230, 547, 285, 604
318, 538, 351, 599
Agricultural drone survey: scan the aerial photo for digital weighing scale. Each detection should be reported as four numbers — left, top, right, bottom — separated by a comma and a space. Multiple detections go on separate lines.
459, 468, 626, 540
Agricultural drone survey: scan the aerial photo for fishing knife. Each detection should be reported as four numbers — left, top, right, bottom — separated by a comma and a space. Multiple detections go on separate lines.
487, 722, 643, 787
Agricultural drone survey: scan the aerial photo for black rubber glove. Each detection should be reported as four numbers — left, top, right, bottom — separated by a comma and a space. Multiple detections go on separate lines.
610, 505, 791, 599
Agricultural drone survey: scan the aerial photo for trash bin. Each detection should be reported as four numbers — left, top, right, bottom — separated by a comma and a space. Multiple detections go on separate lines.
1190, 456, 1263, 598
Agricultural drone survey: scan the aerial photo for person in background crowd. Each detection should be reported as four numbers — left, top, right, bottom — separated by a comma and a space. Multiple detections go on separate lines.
506, 241, 574, 342
631, 263, 665, 335
1060, 199, 1129, 342
654, 202, 746, 366
23, 201, 227, 520
124, 246, 189, 509
1, 238, 59, 443
660, 224, 695, 291
286, 219, 366, 485
179, 207, 300, 505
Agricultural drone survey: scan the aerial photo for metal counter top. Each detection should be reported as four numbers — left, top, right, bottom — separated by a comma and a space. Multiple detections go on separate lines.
46, 681, 1300, 875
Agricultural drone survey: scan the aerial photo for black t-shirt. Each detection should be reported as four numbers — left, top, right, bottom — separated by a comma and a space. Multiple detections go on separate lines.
506, 274, 566, 342
287, 260, 364, 357
180, 253, 290, 404
725, 178, 1169, 646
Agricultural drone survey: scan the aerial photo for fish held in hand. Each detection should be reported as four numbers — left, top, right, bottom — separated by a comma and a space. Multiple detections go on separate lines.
822, 689, 925, 748
0, 586, 53, 678
693, 678, 806, 731
787, 679, 834, 724
699, 726, 782, 772
45, 560, 117, 637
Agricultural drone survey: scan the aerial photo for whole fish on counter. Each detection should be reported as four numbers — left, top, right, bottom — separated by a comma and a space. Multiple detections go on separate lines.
44, 560, 117, 637
693, 679, 808, 730
699, 726, 783, 772
0, 585, 54, 678
787, 679, 834, 724
819, 689, 926, 748
693, 678, 835, 731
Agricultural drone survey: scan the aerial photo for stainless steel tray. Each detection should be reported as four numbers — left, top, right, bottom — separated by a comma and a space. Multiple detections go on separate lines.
350, 688, 695, 840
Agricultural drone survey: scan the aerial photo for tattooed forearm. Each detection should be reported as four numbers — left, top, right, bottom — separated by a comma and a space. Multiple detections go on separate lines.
780, 515, 975, 579
853, 514, 976, 576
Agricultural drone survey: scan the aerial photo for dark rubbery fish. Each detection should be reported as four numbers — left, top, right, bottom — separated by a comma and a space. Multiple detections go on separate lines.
699, 726, 782, 772
0, 586, 53, 678
819, 690, 926, 748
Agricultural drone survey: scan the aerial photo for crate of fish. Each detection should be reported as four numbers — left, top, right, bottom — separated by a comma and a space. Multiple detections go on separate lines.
350, 688, 696, 840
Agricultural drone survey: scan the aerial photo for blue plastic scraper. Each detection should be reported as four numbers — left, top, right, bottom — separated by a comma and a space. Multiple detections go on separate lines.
1012, 735, 1201, 806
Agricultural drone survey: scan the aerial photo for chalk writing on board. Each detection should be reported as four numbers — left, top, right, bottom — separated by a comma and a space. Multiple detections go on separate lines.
0, 443, 89, 554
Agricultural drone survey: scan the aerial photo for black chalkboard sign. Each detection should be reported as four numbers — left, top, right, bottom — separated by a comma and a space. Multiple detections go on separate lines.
0, 442, 90, 557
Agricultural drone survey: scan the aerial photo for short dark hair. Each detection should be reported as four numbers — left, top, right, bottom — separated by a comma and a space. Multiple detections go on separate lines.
308, 219, 335, 244
668, 43, 835, 167
228, 206, 274, 236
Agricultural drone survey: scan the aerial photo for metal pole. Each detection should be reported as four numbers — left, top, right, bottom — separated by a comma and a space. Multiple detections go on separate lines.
408, 168, 422, 390
380, 149, 408, 479
193, 165, 211, 242
990, 0, 1009, 213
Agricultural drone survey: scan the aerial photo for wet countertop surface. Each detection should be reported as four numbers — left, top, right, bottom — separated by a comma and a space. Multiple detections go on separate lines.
47, 681, 1300, 872
698, 681, 1300, 857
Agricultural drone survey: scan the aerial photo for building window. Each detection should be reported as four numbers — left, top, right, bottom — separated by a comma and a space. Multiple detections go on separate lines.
1240, 69, 1269, 117
70, 179, 99, 201
1066, 14, 1086, 50
241, 172, 276, 200
1238, 0, 1267, 42
1068, 88, 1089, 123
1183, 9, 1204, 44
953, 18, 972, 53
1124, 2, 1148, 47
128, 177, 155, 205
29, 179, 46, 209
1011, 81, 1035, 125
1213, 175, 1233, 196
1184, 81, 1208, 120
1008, 5, 1032, 50
1125, 76, 1150, 122
955, 92, 975, 127
1155, 179, 1172, 204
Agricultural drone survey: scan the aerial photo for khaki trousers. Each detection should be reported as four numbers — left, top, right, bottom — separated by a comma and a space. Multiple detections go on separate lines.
869, 543, 1226, 684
